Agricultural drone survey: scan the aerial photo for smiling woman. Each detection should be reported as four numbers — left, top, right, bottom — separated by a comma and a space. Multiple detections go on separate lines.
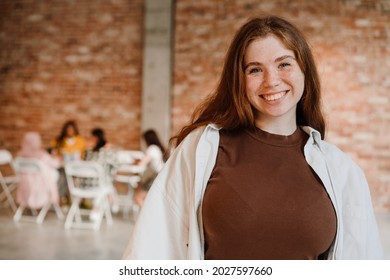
244, 35, 305, 135
122, 15, 383, 260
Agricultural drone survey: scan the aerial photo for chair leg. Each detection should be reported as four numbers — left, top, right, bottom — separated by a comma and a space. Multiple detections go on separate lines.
122, 190, 134, 218
36, 204, 50, 224
64, 200, 79, 229
75, 207, 82, 223
104, 199, 113, 226
0, 182, 17, 212
13, 205, 25, 222
92, 208, 104, 231
53, 203, 64, 220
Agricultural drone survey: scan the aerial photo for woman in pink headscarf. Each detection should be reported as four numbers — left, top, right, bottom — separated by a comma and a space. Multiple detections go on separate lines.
16, 132, 62, 209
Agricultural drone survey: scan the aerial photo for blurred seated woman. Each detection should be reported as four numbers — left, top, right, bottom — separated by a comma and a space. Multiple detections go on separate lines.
84, 128, 113, 160
51, 120, 86, 162
51, 120, 86, 205
16, 132, 62, 209
84, 128, 119, 220
134, 129, 166, 207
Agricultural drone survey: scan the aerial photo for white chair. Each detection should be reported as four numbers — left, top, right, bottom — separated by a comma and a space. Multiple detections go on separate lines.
12, 158, 64, 224
112, 166, 142, 219
111, 150, 145, 218
0, 150, 18, 212
64, 161, 113, 230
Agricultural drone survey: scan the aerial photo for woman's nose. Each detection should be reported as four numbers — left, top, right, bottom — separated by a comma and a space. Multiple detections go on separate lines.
262, 69, 281, 88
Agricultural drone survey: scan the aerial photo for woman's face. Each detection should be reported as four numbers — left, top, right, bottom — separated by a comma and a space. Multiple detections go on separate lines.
66, 125, 76, 137
244, 34, 305, 131
86, 135, 98, 149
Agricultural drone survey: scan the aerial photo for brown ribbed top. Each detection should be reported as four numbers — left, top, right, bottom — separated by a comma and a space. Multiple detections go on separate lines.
202, 127, 336, 260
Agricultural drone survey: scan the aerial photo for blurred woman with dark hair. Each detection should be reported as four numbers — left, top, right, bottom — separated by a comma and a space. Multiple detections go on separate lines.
51, 120, 86, 205
89, 128, 108, 152
133, 129, 166, 207
84, 127, 119, 220
84, 127, 112, 159
51, 120, 86, 161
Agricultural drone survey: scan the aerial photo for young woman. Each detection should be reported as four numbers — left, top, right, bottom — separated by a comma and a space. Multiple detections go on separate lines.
123, 16, 383, 260
83, 127, 119, 219
133, 129, 166, 207
85, 128, 110, 153
51, 120, 86, 204
51, 120, 86, 161
84, 127, 113, 163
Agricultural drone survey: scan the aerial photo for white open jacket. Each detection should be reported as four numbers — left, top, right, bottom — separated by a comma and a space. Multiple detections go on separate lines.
123, 124, 384, 260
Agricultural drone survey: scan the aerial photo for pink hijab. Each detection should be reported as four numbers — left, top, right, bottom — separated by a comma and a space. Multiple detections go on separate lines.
18, 132, 46, 159
16, 132, 61, 208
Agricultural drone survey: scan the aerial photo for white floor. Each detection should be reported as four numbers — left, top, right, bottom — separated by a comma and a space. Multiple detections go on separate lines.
0, 207, 389, 259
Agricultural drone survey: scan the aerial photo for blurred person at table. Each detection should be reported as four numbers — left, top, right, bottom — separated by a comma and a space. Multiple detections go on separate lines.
51, 120, 86, 162
133, 129, 166, 207
84, 127, 113, 159
16, 132, 61, 209
84, 127, 119, 220
51, 120, 86, 205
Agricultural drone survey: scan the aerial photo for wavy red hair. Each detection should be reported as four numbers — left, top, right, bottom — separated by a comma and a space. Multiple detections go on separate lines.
172, 16, 325, 146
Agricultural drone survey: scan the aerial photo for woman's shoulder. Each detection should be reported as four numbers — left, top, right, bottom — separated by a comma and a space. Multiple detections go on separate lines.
303, 126, 362, 172
146, 144, 163, 155
166, 125, 209, 159
180, 124, 219, 146
318, 138, 365, 175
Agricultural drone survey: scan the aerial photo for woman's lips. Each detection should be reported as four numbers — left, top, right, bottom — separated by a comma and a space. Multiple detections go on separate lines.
260, 90, 288, 101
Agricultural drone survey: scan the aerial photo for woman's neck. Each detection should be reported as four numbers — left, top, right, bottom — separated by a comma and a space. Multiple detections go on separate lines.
254, 116, 297, 136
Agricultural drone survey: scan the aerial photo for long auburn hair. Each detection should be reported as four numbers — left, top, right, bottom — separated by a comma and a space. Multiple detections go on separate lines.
172, 15, 325, 146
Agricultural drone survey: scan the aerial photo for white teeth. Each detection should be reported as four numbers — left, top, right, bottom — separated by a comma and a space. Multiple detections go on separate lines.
262, 91, 287, 101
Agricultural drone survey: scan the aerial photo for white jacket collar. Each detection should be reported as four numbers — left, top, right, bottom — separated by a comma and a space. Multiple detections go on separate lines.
301, 126, 323, 149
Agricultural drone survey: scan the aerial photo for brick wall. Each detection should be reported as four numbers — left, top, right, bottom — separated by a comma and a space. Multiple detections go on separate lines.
173, 0, 390, 211
0, 0, 144, 152
1, 0, 389, 211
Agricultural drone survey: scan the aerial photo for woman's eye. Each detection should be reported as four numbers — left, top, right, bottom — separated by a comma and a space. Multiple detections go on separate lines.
248, 67, 262, 74
279, 62, 291, 68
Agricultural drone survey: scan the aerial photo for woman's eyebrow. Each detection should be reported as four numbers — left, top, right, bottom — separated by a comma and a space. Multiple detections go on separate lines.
275, 54, 296, 62
244, 54, 296, 70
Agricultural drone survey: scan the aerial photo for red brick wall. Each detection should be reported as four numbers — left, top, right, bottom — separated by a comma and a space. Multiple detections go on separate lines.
1, 0, 389, 211
0, 0, 144, 152
173, 0, 390, 211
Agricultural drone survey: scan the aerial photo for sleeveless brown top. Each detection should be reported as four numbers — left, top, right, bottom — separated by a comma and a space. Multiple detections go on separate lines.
202, 127, 337, 259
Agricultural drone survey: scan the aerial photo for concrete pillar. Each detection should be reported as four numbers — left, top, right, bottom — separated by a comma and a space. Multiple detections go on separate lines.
141, 0, 174, 147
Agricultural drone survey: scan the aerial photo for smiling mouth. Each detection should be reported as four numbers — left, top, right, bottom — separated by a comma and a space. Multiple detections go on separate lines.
261, 90, 288, 101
